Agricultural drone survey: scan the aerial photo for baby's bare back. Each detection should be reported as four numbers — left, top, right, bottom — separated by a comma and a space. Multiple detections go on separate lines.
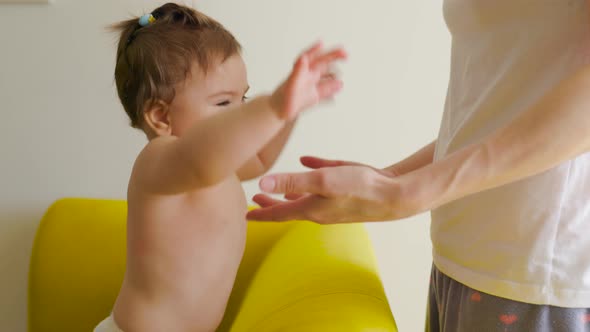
113, 175, 248, 332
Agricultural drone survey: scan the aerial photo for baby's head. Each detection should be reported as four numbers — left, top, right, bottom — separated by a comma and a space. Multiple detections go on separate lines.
112, 3, 247, 139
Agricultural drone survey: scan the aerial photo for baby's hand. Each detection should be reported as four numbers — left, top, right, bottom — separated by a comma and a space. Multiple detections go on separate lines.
271, 42, 347, 120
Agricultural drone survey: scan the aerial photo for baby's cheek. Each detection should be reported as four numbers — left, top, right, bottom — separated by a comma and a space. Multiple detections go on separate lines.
173, 108, 205, 135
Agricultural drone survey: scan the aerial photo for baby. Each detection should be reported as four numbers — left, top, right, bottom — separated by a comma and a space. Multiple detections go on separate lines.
95, 3, 346, 332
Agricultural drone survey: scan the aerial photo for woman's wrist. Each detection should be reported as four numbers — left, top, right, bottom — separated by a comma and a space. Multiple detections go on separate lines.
370, 173, 425, 220
403, 141, 490, 212
383, 140, 437, 177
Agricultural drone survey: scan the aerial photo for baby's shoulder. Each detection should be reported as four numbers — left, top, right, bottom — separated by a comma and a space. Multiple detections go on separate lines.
125, 137, 180, 194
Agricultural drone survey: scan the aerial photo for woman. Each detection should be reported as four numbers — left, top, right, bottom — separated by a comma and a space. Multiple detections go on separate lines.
248, 1, 590, 331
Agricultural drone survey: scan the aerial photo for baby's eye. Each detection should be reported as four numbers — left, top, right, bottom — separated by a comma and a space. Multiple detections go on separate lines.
242, 96, 249, 103
216, 100, 231, 107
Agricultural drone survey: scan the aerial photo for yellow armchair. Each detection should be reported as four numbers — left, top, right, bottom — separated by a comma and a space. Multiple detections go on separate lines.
28, 198, 397, 332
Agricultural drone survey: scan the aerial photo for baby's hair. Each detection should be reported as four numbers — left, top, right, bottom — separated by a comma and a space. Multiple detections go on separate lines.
111, 3, 242, 129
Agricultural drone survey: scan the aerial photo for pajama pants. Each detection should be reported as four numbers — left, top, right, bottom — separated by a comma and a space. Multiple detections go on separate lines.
426, 264, 590, 332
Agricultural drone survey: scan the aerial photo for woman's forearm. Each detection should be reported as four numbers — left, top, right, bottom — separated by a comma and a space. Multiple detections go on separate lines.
384, 140, 437, 176
405, 65, 590, 211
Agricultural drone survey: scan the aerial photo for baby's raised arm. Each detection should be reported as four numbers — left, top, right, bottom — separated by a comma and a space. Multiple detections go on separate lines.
134, 43, 346, 194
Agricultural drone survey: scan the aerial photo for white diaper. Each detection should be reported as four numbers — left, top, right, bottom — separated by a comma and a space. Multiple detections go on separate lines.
94, 315, 124, 332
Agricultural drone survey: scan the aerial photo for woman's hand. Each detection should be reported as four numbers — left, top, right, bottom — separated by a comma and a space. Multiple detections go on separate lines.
246, 156, 423, 224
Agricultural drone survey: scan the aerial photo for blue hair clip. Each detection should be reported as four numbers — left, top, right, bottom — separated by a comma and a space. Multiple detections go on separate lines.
139, 14, 155, 27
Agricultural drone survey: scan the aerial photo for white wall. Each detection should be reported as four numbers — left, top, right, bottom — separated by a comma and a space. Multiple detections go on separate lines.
0, 1, 449, 331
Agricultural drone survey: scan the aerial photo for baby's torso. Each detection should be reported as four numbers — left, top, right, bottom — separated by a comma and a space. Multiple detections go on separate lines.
115, 175, 248, 331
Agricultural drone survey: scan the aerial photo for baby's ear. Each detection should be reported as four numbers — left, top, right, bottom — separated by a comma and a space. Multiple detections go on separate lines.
143, 101, 172, 136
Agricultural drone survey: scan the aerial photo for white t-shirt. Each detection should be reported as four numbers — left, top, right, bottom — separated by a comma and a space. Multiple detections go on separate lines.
432, 0, 590, 307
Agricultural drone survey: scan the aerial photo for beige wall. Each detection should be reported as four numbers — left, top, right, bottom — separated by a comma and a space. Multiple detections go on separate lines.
0, 1, 449, 331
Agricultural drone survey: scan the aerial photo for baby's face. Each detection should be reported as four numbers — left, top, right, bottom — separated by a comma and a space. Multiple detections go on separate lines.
168, 54, 249, 137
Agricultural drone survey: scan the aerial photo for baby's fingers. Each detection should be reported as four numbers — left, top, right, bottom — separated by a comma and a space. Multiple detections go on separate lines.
312, 48, 347, 73
301, 41, 324, 60
317, 77, 343, 99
